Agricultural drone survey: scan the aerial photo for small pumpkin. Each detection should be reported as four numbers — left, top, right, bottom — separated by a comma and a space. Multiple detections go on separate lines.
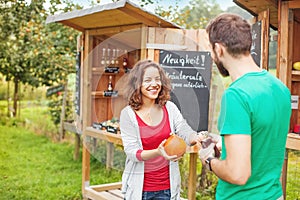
163, 134, 187, 157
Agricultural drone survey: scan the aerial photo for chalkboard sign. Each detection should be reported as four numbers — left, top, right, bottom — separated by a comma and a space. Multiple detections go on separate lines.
251, 21, 261, 66
159, 50, 212, 132
75, 52, 81, 115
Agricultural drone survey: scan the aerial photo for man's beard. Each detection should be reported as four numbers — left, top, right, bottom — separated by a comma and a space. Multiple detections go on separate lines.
214, 54, 229, 77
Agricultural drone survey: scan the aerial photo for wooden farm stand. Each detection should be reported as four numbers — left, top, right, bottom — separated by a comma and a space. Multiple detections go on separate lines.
234, 0, 300, 199
46, 1, 211, 199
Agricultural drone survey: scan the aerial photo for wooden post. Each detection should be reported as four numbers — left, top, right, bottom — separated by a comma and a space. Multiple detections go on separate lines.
208, 85, 218, 132
277, 1, 291, 88
258, 9, 270, 70
82, 142, 91, 198
188, 153, 197, 200
141, 24, 148, 60
281, 150, 288, 200
82, 30, 93, 196
74, 133, 81, 160
106, 142, 114, 169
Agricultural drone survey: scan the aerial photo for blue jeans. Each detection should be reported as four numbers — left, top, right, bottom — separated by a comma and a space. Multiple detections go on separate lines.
142, 189, 171, 200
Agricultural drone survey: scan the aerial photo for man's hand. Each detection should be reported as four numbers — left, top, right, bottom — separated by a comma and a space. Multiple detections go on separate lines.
198, 133, 221, 166
209, 133, 222, 151
198, 142, 216, 163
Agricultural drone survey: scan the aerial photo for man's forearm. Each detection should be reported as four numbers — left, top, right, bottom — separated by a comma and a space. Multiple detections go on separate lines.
210, 158, 250, 185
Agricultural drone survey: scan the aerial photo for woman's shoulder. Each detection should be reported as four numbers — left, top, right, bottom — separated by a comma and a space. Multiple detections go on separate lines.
121, 105, 133, 115
165, 101, 177, 109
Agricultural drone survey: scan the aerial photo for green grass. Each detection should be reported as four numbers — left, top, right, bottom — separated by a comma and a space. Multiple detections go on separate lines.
0, 126, 81, 199
286, 150, 300, 200
21, 101, 58, 136
0, 125, 122, 200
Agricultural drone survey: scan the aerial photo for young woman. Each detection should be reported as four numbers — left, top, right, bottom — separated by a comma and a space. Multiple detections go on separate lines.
120, 59, 203, 200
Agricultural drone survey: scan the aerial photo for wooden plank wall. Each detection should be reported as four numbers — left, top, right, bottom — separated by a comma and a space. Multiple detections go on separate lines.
277, 1, 291, 88
146, 27, 210, 55
258, 9, 270, 70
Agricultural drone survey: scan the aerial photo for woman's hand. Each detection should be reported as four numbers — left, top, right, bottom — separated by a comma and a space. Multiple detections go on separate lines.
157, 139, 179, 161
189, 131, 211, 146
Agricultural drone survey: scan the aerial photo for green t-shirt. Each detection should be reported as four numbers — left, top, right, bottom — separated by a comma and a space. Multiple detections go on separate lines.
216, 70, 291, 200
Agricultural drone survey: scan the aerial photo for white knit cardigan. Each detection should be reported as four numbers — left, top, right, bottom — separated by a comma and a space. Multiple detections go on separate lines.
120, 101, 197, 200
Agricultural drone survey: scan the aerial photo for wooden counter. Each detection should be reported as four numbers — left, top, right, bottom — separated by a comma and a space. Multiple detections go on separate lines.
86, 127, 123, 146
286, 133, 300, 151
84, 127, 199, 199
85, 127, 200, 152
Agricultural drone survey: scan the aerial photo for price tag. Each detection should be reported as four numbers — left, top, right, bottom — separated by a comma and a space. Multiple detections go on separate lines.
291, 95, 299, 109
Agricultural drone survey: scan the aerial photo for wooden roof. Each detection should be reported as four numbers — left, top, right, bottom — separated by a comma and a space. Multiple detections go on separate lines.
234, 0, 278, 29
45, 0, 181, 32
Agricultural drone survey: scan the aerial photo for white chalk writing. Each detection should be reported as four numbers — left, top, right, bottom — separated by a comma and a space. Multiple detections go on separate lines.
161, 53, 202, 67
166, 70, 202, 81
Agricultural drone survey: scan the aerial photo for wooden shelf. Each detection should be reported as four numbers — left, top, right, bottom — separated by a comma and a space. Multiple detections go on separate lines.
92, 67, 125, 75
291, 70, 300, 81
85, 127, 123, 146
91, 91, 118, 98
292, 70, 300, 75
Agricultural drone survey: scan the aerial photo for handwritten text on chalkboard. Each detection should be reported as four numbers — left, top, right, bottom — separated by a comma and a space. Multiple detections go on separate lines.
159, 50, 212, 131
161, 53, 207, 67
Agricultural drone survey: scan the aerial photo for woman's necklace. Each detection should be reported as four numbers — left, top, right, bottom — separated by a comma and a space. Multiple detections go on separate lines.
141, 107, 153, 125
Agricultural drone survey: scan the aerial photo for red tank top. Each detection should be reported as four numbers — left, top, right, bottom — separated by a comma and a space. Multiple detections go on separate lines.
135, 106, 171, 191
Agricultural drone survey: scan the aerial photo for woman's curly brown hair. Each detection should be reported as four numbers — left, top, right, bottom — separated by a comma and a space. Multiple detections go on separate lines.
125, 59, 171, 111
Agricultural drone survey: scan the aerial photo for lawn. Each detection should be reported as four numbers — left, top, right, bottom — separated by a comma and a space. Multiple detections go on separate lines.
286, 150, 300, 200
0, 125, 123, 200
0, 102, 123, 200
0, 126, 82, 199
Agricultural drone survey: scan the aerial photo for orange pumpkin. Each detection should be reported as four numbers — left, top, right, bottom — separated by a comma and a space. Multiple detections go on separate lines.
163, 134, 187, 157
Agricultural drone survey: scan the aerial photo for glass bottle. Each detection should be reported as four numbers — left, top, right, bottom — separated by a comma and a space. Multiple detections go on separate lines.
101, 48, 106, 66
107, 75, 113, 92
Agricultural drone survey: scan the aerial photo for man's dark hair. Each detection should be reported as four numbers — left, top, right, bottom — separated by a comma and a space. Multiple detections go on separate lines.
206, 13, 252, 58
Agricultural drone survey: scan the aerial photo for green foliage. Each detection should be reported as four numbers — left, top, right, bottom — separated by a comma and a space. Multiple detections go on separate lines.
0, 74, 48, 101
48, 95, 63, 125
47, 84, 75, 127
0, 75, 8, 100
155, 0, 222, 29
0, 0, 46, 86
47, 92, 75, 126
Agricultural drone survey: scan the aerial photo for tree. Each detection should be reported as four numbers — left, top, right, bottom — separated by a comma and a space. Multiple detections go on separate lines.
155, 0, 222, 29
0, 0, 79, 118
0, 0, 45, 116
